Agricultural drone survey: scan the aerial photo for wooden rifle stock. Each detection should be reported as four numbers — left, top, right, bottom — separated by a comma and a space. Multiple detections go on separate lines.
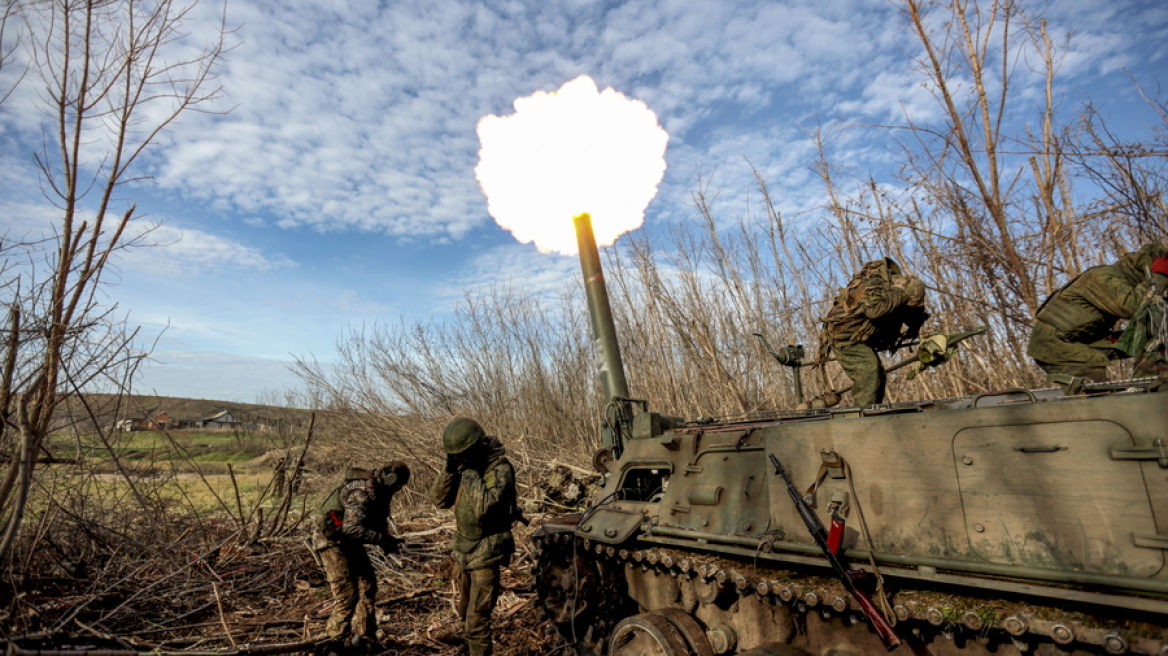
769, 453, 901, 651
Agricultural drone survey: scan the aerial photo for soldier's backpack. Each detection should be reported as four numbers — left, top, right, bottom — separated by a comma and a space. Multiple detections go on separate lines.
817, 259, 899, 362
315, 468, 375, 540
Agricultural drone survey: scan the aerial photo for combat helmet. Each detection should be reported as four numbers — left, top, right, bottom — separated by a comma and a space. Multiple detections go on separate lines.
443, 417, 485, 455
1116, 242, 1168, 283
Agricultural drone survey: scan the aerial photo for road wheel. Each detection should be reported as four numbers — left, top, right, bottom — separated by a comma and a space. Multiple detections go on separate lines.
654, 609, 715, 656
609, 612, 695, 656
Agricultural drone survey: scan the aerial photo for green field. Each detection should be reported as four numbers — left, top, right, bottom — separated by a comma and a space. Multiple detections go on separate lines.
33, 429, 312, 518
49, 430, 282, 464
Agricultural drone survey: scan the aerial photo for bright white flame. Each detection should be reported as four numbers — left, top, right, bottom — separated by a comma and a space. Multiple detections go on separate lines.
475, 75, 669, 255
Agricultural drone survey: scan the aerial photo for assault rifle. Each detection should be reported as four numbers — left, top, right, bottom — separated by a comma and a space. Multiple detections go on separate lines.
769, 453, 901, 651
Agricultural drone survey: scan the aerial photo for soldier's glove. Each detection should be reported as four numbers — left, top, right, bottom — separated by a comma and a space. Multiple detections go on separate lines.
444, 453, 462, 474
379, 534, 402, 554
906, 333, 957, 380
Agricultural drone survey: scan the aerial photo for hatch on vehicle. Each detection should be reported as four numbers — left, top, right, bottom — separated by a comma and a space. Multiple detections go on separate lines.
954, 420, 1163, 577
617, 464, 672, 503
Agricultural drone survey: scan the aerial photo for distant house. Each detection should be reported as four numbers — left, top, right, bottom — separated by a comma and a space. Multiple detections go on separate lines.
145, 413, 178, 431
115, 417, 141, 432
188, 410, 242, 430
115, 412, 179, 431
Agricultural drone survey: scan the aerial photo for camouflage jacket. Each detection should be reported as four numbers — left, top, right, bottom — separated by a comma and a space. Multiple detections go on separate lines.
430, 437, 517, 570
315, 468, 396, 548
821, 261, 928, 352
1031, 250, 1153, 347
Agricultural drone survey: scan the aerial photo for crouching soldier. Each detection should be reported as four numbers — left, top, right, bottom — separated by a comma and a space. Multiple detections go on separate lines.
314, 462, 410, 654
1028, 243, 1168, 386
431, 418, 518, 656
820, 257, 929, 405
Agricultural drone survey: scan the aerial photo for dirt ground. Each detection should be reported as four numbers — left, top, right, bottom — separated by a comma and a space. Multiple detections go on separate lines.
239, 515, 553, 656
3, 513, 556, 656
2, 464, 606, 656
322, 518, 548, 656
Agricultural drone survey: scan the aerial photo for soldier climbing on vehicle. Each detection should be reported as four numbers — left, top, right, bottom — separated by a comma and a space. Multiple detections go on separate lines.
1028, 242, 1168, 391
818, 257, 929, 406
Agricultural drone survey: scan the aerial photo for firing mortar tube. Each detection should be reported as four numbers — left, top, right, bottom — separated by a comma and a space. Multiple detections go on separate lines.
574, 213, 631, 451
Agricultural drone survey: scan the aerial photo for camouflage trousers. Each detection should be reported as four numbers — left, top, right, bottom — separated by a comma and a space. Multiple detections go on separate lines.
1023, 322, 1168, 382
832, 341, 886, 406
1028, 321, 1127, 382
318, 542, 378, 642
457, 565, 501, 656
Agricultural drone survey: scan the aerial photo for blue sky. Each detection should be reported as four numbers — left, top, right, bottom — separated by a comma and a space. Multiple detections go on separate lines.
2, 0, 1166, 402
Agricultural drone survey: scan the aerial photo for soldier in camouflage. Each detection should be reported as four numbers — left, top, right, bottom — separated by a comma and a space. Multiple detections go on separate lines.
1028, 243, 1168, 384
313, 462, 410, 652
431, 418, 517, 656
820, 257, 929, 406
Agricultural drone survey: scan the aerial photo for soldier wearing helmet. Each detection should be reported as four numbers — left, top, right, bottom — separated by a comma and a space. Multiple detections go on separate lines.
431, 418, 518, 656
1028, 243, 1168, 386
313, 461, 410, 653
819, 257, 930, 405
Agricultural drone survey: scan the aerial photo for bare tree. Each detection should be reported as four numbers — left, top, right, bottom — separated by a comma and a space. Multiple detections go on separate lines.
894, 0, 1048, 316
0, 0, 20, 100
1074, 97, 1168, 246
0, 0, 229, 563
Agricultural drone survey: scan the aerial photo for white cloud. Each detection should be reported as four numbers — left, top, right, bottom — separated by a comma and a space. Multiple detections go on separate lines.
145, 0, 909, 240
442, 242, 580, 308
0, 199, 62, 239
7, 0, 1161, 251
120, 223, 295, 277
839, 68, 945, 125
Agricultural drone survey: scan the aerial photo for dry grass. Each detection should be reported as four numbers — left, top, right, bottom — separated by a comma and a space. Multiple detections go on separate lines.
3, 438, 572, 656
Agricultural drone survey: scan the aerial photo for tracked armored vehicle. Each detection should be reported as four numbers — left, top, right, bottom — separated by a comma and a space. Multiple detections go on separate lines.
532, 215, 1168, 656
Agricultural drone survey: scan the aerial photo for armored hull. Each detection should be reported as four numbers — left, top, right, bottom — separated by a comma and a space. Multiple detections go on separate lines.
533, 381, 1168, 656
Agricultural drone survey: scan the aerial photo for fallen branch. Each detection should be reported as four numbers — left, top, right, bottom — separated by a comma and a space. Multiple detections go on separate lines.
497, 598, 530, 621
374, 589, 437, 608
211, 581, 236, 649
